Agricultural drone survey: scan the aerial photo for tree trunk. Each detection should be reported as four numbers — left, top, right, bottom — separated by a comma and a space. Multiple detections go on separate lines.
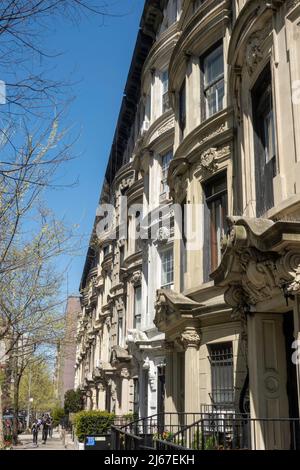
12, 357, 20, 445
0, 382, 4, 449
12, 382, 19, 445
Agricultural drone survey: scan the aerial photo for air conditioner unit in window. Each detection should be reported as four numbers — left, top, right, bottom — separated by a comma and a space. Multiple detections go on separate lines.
141, 120, 150, 135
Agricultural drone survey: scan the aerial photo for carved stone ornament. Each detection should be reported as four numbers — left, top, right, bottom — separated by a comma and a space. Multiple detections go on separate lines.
130, 270, 142, 286
105, 316, 111, 329
156, 226, 170, 243
173, 174, 188, 202
119, 176, 134, 192
179, 328, 201, 350
121, 368, 130, 379
246, 22, 272, 76
246, 32, 264, 75
199, 124, 226, 146
201, 147, 217, 168
127, 328, 148, 343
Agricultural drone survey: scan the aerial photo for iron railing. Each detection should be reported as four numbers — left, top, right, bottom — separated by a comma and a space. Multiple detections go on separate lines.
111, 413, 300, 451
111, 412, 204, 450
153, 416, 300, 451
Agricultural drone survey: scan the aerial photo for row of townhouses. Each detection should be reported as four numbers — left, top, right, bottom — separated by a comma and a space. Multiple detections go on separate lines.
74, 0, 300, 449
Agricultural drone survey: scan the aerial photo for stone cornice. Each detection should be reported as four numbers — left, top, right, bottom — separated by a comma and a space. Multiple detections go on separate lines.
142, 22, 180, 86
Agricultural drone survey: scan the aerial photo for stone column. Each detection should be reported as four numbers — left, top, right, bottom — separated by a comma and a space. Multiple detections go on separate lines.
164, 341, 176, 414
180, 327, 201, 416
121, 368, 130, 415
98, 383, 106, 410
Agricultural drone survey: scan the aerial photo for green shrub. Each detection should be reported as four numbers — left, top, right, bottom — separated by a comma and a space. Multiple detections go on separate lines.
73, 410, 115, 442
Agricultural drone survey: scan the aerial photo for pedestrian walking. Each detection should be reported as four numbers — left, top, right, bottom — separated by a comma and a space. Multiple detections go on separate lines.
41, 414, 51, 444
48, 416, 53, 438
31, 420, 39, 447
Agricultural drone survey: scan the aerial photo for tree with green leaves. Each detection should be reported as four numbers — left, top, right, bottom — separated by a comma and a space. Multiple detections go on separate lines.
64, 389, 84, 414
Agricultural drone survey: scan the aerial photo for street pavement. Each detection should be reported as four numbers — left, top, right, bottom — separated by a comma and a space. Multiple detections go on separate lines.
12, 430, 75, 451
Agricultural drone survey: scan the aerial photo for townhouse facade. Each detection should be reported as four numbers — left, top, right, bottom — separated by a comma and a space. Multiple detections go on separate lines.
75, 0, 300, 449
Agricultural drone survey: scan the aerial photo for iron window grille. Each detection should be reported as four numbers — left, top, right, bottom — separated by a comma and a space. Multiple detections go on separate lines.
208, 342, 234, 407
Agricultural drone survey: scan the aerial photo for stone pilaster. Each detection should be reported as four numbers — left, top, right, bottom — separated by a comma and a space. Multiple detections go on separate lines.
179, 327, 201, 416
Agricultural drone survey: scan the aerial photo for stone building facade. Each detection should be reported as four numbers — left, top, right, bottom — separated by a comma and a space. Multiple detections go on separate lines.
55, 296, 81, 405
75, 0, 300, 449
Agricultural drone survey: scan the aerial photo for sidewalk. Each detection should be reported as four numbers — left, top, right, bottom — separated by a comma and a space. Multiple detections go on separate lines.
12, 430, 75, 451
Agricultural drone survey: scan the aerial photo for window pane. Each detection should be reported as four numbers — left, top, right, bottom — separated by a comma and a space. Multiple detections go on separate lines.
203, 44, 224, 119
134, 286, 142, 329
161, 249, 174, 287
161, 151, 173, 193
264, 110, 276, 163
205, 175, 227, 273
204, 46, 224, 87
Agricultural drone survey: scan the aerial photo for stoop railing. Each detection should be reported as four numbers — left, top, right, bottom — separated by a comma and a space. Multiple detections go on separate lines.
111, 412, 300, 451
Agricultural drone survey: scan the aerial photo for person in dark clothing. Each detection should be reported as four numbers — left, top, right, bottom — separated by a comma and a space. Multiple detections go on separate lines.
41, 414, 51, 444
48, 416, 53, 438
31, 420, 39, 447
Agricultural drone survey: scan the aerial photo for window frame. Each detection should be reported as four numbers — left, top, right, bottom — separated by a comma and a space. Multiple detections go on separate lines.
160, 247, 174, 289
252, 63, 277, 216
133, 285, 142, 329
208, 341, 234, 408
160, 150, 173, 196
200, 41, 224, 121
161, 70, 170, 114
203, 173, 228, 278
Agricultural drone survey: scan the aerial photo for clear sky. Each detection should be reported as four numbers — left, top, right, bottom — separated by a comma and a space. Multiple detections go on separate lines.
42, 1, 145, 298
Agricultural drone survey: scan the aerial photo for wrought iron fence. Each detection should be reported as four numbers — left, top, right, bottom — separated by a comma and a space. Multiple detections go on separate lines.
154, 416, 300, 451
111, 413, 300, 451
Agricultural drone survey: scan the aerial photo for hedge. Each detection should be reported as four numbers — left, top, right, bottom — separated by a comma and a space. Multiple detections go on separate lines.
73, 410, 115, 442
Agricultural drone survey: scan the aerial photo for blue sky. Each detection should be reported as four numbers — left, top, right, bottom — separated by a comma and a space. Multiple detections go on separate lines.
42, 1, 144, 297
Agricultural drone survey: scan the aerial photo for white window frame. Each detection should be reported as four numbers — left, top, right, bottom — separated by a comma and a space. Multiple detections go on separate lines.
161, 247, 174, 289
